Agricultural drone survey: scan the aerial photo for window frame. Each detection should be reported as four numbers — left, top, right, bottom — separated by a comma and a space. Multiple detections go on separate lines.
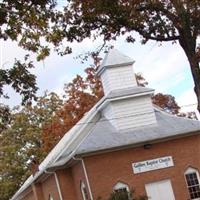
48, 194, 54, 200
184, 167, 200, 200
113, 182, 130, 199
80, 181, 89, 200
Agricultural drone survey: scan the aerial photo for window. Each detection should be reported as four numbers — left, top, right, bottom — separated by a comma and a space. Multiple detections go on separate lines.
185, 167, 200, 199
113, 182, 130, 199
48, 194, 54, 200
81, 181, 89, 200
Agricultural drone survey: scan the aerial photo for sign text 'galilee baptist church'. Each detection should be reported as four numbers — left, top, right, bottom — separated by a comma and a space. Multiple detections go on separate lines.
132, 156, 174, 174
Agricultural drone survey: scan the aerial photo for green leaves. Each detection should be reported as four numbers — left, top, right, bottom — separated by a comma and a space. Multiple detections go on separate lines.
0, 92, 64, 199
98, 189, 147, 200
0, 57, 38, 105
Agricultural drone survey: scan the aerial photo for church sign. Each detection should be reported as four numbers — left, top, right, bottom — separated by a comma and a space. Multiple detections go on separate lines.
132, 156, 174, 174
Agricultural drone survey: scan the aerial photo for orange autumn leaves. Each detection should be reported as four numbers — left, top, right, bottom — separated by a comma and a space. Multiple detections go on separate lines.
41, 65, 194, 152
42, 66, 104, 152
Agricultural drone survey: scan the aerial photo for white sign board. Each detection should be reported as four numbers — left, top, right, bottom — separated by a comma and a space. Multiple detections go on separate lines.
132, 156, 174, 174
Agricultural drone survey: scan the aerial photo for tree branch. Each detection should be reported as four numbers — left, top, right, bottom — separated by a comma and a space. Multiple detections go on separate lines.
136, 3, 181, 30
135, 28, 180, 41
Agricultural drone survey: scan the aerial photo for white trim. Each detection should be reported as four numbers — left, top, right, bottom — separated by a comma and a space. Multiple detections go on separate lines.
185, 167, 199, 175
54, 172, 63, 200
11, 108, 100, 200
72, 157, 94, 200
97, 62, 135, 76
49, 194, 54, 200
80, 181, 87, 200
81, 159, 94, 200
96, 91, 153, 111
184, 167, 200, 200
113, 182, 130, 192
43, 170, 63, 200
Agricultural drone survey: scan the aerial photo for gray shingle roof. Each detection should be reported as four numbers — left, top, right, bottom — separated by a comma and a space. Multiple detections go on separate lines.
76, 108, 200, 155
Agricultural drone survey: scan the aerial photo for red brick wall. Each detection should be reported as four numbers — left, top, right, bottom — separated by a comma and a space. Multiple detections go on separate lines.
41, 174, 60, 200
56, 168, 77, 200
19, 162, 88, 200
71, 160, 90, 200
32, 183, 45, 200
84, 134, 200, 200
21, 191, 35, 200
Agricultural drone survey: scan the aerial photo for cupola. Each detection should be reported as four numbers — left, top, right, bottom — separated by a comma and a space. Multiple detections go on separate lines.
97, 49, 137, 95
97, 49, 157, 131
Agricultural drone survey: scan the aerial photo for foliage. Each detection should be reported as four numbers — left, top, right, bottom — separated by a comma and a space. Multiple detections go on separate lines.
0, 0, 55, 58
0, 63, 197, 199
64, 0, 200, 111
0, 0, 199, 110
42, 61, 104, 152
151, 93, 197, 119
98, 189, 147, 200
0, 113, 31, 200
152, 93, 180, 115
42, 63, 197, 151
0, 56, 38, 105
0, 0, 54, 103
0, 92, 63, 200
0, 103, 11, 132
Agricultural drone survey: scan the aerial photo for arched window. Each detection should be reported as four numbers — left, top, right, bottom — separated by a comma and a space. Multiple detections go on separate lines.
80, 181, 89, 200
185, 167, 200, 199
113, 182, 130, 198
48, 194, 54, 200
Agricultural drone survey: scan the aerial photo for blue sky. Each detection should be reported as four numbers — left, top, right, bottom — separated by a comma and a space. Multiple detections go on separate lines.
0, 33, 198, 116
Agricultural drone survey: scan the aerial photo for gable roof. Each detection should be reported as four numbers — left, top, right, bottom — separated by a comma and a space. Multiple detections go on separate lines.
75, 107, 200, 156
11, 101, 102, 200
11, 48, 200, 199
11, 102, 200, 200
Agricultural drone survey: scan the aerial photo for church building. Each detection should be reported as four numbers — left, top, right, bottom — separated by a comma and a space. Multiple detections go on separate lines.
11, 49, 200, 200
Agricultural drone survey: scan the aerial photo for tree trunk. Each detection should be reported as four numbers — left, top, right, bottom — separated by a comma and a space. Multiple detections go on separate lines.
189, 58, 200, 113
179, 38, 200, 113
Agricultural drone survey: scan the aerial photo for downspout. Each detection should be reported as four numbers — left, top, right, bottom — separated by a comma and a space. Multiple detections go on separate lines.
73, 157, 94, 200
44, 170, 63, 200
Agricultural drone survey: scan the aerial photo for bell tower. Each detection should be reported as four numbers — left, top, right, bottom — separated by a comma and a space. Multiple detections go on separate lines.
97, 49, 157, 131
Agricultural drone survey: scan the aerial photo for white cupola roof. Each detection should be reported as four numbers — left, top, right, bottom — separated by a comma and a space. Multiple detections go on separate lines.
97, 49, 157, 131
97, 49, 137, 95
97, 48, 135, 74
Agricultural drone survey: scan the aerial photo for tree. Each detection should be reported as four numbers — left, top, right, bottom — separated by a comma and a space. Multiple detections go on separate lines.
63, 0, 200, 111
41, 61, 196, 152
97, 189, 147, 200
0, 57, 38, 105
152, 93, 180, 115
0, 103, 11, 132
1, 0, 199, 111
0, 65, 196, 199
42, 62, 104, 152
0, 0, 54, 103
0, 113, 31, 200
0, 92, 63, 200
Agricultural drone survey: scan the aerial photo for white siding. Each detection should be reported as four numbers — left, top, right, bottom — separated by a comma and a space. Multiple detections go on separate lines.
102, 103, 117, 128
102, 96, 156, 131
99, 50, 156, 132
101, 69, 111, 96
101, 65, 137, 95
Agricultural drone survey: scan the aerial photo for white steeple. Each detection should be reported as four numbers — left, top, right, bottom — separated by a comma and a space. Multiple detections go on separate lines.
97, 49, 137, 95
97, 49, 157, 132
